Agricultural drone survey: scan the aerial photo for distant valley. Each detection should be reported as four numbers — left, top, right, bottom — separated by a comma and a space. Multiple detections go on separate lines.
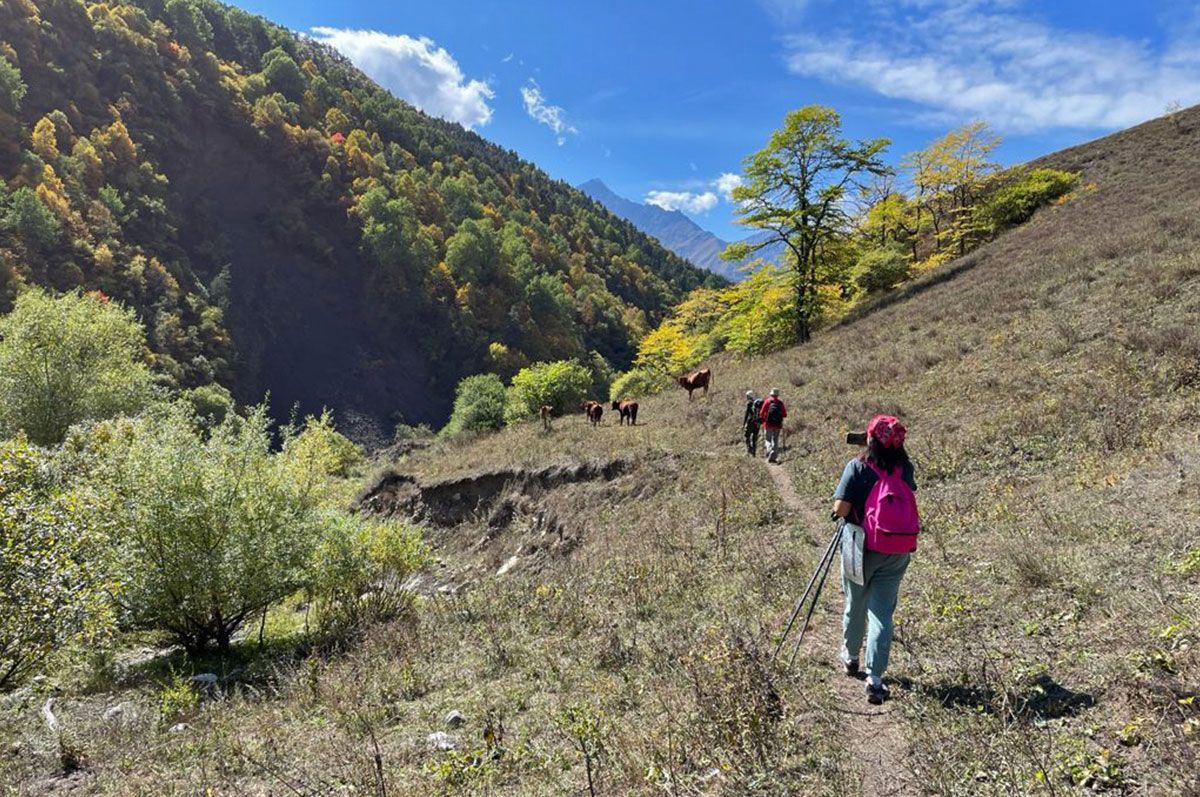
578, 178, 781, 281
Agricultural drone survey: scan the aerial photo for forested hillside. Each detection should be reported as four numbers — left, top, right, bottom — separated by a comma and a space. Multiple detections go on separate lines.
0, 0, 718, 437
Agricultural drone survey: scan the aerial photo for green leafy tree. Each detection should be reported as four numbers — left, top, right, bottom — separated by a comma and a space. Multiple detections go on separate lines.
441, 373, 507, 438
260, 47, 306, 100
0, 438, 113, 690
2, 187, 61, 251
725, 106, 890, 342
0, 55, 24, 113
445, 217, 500, 285
0, 290, 155, 445
81, 403, 332, 652
505, 360, 591, 423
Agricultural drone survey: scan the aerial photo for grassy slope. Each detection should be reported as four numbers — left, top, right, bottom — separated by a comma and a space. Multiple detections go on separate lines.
5, 109, 1200, 795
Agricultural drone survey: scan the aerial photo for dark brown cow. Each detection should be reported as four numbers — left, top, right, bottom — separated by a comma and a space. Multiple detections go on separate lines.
611, 400, 639, 426
580, 400, 604, 426
676, 367, 712, 400
539, 405, 554, 431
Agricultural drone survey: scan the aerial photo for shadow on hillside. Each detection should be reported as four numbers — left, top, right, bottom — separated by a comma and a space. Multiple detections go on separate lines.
899, 673, 1095, 721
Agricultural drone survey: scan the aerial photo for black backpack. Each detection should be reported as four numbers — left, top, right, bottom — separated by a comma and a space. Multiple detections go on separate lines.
751, 398, 764, 420
766, 399, 784, 426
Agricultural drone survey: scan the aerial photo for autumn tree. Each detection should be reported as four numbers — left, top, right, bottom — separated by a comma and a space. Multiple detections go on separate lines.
905, 121, 1000, 256
724, 106, 890, 342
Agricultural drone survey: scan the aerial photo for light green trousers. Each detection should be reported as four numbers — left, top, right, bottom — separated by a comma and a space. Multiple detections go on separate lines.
841, 548, 910, 677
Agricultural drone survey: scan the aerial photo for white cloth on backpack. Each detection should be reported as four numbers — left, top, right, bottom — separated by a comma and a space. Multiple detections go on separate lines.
841, 521, 865, 585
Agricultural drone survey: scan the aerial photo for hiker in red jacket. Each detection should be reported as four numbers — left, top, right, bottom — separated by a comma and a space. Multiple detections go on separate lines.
758, 388, 786, 463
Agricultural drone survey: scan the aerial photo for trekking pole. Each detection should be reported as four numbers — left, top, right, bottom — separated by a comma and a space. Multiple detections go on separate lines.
786, 529, 839, 670
773, 523, 841, 666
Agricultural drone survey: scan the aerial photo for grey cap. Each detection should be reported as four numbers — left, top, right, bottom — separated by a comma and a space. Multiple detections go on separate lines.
745, 390, 755, 399
769, 388, 780, 397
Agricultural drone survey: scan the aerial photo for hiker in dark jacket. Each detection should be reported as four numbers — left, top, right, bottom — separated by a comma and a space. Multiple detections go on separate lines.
758, 388, 786, 463
743, 390, 761, 456
832, 415, 919, 705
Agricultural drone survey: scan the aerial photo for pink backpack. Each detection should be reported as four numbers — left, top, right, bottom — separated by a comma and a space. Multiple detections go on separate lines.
863, 462, 921, 554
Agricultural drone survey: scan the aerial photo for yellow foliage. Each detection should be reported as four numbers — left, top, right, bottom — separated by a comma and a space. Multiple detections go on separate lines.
93, 243, 115, 273
31, 116, 58, 160
35, 164, 71, 221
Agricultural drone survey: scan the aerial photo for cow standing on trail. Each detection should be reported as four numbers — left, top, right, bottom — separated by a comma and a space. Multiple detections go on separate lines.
677, 368, 712, 400
612, 400, 638, 426
759, 388, 787, 463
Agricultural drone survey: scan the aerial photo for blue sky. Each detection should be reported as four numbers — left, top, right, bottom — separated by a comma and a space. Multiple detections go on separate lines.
235, 0, 1200, 241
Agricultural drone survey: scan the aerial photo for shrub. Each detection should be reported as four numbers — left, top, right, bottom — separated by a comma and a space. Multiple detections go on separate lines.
609, 368, 671, 401
282, 410, 364, 480
504, 360, 592, 423
82, 403, 330, 652
308, 514, 428, 638
975, 168, 1079, 234
854, 245, 911, 294
441, 373, 507, 438
0, 438, 113, 690
0, 289, 156, 445
179, 383, 234, 428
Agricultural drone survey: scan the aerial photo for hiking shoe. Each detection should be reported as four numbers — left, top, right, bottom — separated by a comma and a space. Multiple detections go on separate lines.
843, 657, 860, 678
866, 681, 889, 705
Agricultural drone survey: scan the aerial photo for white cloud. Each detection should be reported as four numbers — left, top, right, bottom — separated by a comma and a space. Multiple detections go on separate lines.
501, 53, 514, 63
311, 27, 493, 129
520, 79, 577, 145
714, 172, 744, 199
644, 190, 719, 214
784, 0, 1200, 131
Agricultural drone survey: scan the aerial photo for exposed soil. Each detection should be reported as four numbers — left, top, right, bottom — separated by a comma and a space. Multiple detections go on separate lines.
357, 458, 632, 527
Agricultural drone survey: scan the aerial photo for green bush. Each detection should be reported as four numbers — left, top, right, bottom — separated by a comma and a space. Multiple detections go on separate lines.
0, 289, 156, 445
180, 383, 235, 429
309, 514, 428, 638
854, 245, 911, 294
79, 403, 331, 652
975, 168, 1079, 234
440, 373, 507, 438
504, 360, 592, 423
0, 437, 113, 690
282, 411, 364, 479
609, 368, 672, 402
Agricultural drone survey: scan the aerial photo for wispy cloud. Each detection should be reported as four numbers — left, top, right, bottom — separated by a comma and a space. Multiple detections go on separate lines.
520, 79, 577, 145
784, 0, 1200, 131
311, 27, 493, 129
501, 53, 514, 63
645, 190, 719, 214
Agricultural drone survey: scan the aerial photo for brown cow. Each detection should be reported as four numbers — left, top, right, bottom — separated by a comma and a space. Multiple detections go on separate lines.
677, 367, 712, 400
580, 400, 604, 426
611, 400, 639, 426
539, 405, 554, 431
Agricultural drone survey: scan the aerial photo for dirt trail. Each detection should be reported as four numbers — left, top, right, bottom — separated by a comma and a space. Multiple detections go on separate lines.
765, 463, 917, 797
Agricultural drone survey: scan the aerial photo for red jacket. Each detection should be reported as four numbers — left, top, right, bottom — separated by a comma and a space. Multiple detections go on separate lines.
759, 397, 787, 429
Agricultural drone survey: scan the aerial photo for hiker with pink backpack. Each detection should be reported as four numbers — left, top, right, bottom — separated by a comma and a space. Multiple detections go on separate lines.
831, 415, 920, 704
